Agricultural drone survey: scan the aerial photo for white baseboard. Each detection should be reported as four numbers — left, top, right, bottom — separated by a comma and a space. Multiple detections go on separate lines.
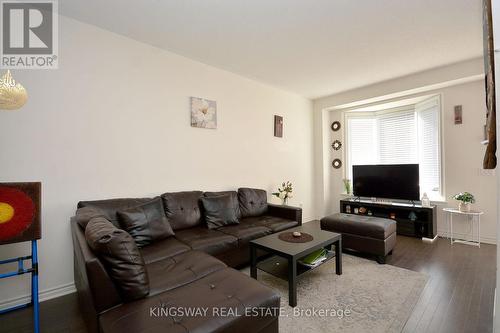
438, 230, 496, 245
0, 282, 76, 311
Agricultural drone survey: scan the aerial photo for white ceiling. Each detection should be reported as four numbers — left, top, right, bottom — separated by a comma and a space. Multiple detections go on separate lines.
59, 0, 484, 99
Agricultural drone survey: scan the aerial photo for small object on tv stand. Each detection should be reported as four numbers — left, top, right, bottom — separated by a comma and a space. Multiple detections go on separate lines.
374, 198, 392, 204
408, 211, 417, 222
389, 212, 396, 219
367, 210, 373, 216
358, 207, 367, 215
354, 208, 359, 214
421, 193, 431, 208
345, 205, 351, 213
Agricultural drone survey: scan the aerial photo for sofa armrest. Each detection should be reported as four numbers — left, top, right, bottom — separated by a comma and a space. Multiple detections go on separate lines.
71, 217, 122, 332
267, 204, 302, 225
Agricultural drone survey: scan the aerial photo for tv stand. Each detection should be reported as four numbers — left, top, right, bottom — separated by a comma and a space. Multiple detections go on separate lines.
340, 199, 437, 239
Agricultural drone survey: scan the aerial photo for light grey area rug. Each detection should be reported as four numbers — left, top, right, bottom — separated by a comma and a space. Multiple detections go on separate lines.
243, 255, 427, 333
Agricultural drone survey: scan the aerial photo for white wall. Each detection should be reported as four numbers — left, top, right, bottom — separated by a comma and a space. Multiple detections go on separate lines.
0, 16, 315, 306
314, 60, 497, 244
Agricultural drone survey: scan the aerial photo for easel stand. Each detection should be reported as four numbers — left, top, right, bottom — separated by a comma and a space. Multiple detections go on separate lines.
0, 240, 39, 333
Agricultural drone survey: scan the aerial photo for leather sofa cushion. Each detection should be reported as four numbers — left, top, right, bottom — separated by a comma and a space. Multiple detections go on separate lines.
218, 223, 272, 244
117, 197, 174, 247
139, 237, 191, 264
204, 191, 241, 218
85, 217, 149, 301
161, 191, 203, 230
99, 268, 280, 333
147, 250, 226, 296
75, 206, 107, 229
238, 188, 268, 217
200, 194, 239, 229
175, 227, 238, 256
320, 213, 397, 239
243, 215, 299, 232
78, 198, 152, 227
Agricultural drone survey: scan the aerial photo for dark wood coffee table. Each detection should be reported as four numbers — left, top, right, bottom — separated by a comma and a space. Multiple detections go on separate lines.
250, 223, 342, 307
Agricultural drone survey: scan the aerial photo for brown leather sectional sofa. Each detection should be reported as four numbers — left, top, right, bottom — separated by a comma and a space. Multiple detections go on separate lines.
71, 188, 302, 333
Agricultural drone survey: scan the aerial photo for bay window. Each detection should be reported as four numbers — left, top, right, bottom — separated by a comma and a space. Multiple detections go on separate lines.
345, 96, 442, 200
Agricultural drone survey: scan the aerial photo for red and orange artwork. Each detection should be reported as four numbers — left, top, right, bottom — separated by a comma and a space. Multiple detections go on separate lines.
0, 183, 41, 245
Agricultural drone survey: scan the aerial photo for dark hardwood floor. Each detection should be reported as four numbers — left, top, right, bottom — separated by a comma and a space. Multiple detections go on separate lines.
0, 291, 86, 333
0, 235, 495, 333
392, 236, 496, 333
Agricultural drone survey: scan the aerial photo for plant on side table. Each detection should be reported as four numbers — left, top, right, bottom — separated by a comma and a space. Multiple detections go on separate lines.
452, 192, 475, 212
272, 181, 293, 205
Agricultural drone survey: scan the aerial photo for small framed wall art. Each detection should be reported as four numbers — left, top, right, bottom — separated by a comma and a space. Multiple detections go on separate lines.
454, 105, 462, 124
191, 97, 217, 129
274, 115, 283, 137
0, 182, 41, 245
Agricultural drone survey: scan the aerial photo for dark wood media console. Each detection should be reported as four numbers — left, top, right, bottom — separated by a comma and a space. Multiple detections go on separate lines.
340, 199, 437, 239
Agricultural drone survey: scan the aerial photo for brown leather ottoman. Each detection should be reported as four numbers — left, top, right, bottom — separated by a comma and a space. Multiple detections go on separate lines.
320, 213, 396, 264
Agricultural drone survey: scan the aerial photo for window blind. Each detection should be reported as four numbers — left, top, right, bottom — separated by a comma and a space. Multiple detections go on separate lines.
346, 117, 377, 179
345, 96, 442, 200
416, 97, 441, 197
377, 109, 417, 164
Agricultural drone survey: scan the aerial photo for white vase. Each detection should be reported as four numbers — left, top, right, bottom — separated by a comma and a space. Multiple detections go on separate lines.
459, 202, 471, 212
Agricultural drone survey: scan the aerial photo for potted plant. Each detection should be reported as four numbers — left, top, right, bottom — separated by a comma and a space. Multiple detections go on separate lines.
272, 181, 293, 205
452, 192, 475, 212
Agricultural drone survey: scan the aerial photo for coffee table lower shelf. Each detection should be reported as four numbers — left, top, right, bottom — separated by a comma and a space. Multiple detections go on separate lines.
250, 226, 342, 307
256, 251, 335, 280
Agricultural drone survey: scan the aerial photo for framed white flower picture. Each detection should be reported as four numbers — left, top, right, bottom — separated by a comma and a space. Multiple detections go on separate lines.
190, 97, 217, 129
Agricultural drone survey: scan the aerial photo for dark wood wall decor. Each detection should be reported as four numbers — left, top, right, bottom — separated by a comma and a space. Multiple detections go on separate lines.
331, 121, 341, 131
332, 140, 342, 150
332, 159, 342, 169
274, 115, 283, 138
482, 0, 496, 169
454, 105, 463, 124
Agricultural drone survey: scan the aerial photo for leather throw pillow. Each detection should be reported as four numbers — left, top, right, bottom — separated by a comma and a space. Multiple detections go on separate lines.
200, 194, 240, 229
238, 188, 268, 217
117, 197, 174, 248
204, 191, 241, 219
75, 206, 107, 229
85, 216, 149, 301
161, 191, 203, 230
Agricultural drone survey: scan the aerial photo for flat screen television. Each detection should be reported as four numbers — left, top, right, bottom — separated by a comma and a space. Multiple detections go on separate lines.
353, 164, 420, 201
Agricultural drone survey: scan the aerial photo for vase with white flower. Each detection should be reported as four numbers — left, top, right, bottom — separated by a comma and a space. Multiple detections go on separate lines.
452, 192, 475, 212
272, 181, 293, 206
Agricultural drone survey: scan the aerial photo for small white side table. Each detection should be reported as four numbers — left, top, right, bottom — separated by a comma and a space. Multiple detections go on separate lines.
443, 208, 483, 247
